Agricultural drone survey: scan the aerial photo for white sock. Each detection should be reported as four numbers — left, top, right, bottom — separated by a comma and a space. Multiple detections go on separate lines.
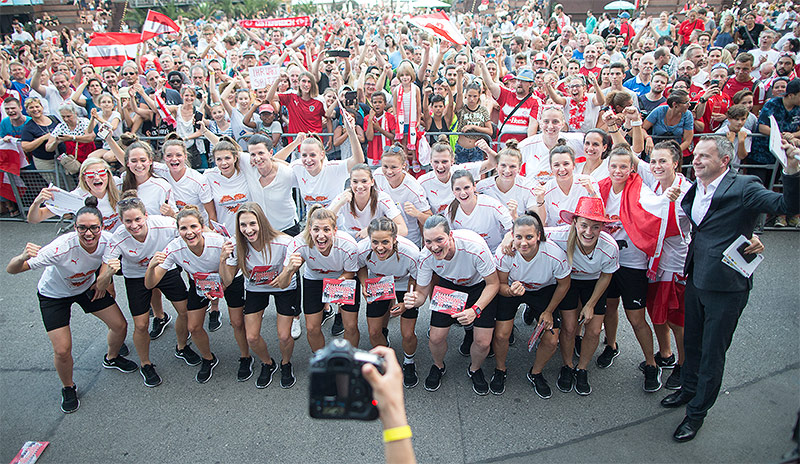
403, 351, 415, 365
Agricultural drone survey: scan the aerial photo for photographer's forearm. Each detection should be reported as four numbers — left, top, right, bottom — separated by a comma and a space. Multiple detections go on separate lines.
381, 406, 416, 464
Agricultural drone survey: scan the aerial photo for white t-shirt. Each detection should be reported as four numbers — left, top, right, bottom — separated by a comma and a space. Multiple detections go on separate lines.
417, 229, 496, 287
28, 231, 112, 298
418, 162, 482, 214
545, 226, 620, 280
226, 234, 296, 292
203, 167, 251, 234
603, 187, 648, 269
161, 232, 229, 280
542, 176, 599, 227
104, 215, 178, 278
651, 174, 692, 276
373, 171, 431, 247
231, 107, 251, 149
518, 133, 584, 184
357, 235, 420, 292
290, 159, 350, 208
285, 230, 359, 281
238, 153, 297, 231
446, 194, 513, 251
563, 95, 602, 132
476, 176, 538, 217
576, 158, 610, 181
494, 240, 570, 290
333, 190, 402, 239
135, 176, 176, 216
153, 162, 213, 214
714, 126, 752, 172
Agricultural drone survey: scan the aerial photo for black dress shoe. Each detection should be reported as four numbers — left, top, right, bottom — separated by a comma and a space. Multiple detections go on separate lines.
673, 416, 703, 442
661, 389, 693, 408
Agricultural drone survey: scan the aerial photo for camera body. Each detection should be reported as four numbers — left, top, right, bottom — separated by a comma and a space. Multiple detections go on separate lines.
309, 338, 385, 421
328, 49, 351, 58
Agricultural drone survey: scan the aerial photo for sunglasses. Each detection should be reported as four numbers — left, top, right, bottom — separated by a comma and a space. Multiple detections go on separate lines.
76, 224, 101, 234
118, 197, 143, 208
486, 53, 496, 58
188, 55, 198, 59
122, 72, 137, 76
84, 170, 108, 179
324, 59, 335, 64
170, 80, 182, 84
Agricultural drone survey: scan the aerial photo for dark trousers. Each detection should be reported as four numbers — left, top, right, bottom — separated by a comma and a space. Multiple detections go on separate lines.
682, 278, 750, 421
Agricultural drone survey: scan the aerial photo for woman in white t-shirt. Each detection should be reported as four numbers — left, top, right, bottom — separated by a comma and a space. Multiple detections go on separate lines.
221, 203, 297, 389
374, 144, 433, 247
576, 129, 613, 181
446, 170, 513, 251
542, 142, 600, 226
275, 206, 360, 351
330, 164, 408, 240
494, 213, 571, 398
518, 106, 584, 184
419, 135, 497, 215
119, 142, 176, 216
402, 216, 500, 396
544, 197, 619, 396
476, 139, 545, 220
152, 138, 216, 220
7, 197, 136, 413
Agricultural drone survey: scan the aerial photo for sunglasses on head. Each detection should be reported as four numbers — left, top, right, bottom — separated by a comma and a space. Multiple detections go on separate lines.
383, 145, 403, 154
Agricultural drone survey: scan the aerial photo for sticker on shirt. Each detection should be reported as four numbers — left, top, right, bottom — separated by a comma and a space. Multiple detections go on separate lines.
365, 276, 395, 304
250, 265, 279, 285
429, 286, 468, 315
322, 278, 356, 305
219, 193, 248, 213
194, 272, 225, 299
67, 270, 95, 288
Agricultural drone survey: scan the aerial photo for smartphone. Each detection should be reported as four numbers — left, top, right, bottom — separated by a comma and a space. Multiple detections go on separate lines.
709, 79, 720, 88
736, 242, 757, 263
97, 125, 110, 140
328, 49, 351, 58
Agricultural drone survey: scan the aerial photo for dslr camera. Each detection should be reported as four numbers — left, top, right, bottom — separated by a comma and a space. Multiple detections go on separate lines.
309, 338, 385, 421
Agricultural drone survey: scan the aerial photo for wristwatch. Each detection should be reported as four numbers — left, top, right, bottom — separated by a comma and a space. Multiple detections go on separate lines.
471, 305, 482, 318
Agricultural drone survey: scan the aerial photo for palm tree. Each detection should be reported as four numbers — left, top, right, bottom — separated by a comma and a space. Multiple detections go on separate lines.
191, 1, 217, 19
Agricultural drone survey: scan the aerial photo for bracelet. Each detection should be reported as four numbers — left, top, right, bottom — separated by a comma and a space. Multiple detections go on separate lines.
608, 128, 620, 133
383, 425, 412, 443
630, 120, 642, 127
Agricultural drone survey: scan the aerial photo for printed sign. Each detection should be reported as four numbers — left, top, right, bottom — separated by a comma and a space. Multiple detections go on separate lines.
365, 276, 395, 304
322, 278, 357, 305
250, 265, 279, 285
249, 65, 280, 89
429, 286, 468, 315
194, 272, 224, 299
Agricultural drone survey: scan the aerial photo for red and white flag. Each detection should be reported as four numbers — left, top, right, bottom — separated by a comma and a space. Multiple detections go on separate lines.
0, 139, 29, 201
238, 16, 311, 28
407, 12, 467, 45
87, 33, 141, 67
141, 10, 180, 41
598, 173, 681, 279
152, 91, 177, 129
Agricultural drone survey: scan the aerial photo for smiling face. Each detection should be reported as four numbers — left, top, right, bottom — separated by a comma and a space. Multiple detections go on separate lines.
350, 169, 374, 198
649, 148, 679, 183
300, 141, 325, 175
430, 149, 454, 181
122, 207, 148, 241
99, 94, 114, 112
423, 225, 453, 259
583, 132, 607, 161
451, 176, 475, 204
214, 150, 238, 178
608, 153, 633, 187
178, 215, 204, 247
692, 139, 729, 184
164, 144, 187, 175
75, 212, 103, 250
497, 154, 520, 181
513, 223, 540, 257
127, 147, 152, 180
82, 163, 109, 196
370, 229, 396, 260
575, 217, 602, 248
25, 100, 43, 119
550, 151, 574, 181
238, 212, 259, 244
310, 217, 336, 254
540, 108, 565, 136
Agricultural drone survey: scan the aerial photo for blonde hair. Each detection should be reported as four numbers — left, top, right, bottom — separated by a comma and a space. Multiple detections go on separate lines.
79, 158, 120, 209
396, 61, 415, 79
303, 205, 337, 249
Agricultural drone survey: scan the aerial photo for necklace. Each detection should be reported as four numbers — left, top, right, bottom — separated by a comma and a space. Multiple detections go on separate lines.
577, 240, 596, 260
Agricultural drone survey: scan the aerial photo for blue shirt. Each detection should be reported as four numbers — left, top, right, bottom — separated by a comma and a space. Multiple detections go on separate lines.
623, 76, 651, 97
586, 16, 597, 35
0, 116, 30, 138
645, 105, 693, 143
752, 97, 800, 163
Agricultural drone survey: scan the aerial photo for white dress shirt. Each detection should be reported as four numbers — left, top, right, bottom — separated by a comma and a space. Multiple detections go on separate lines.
691, 168, 729, 224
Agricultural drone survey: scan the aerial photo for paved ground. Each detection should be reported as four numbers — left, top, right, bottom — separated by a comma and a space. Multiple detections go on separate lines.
0, 221, 797, 463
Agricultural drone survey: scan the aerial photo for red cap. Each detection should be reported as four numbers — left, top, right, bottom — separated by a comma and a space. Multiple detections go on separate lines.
559, 197, 614, 225
533, 52, 550, 62
258, 104, 275, 114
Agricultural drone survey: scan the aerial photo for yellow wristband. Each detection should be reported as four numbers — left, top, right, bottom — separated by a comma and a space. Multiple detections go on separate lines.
383, 425, 412, 443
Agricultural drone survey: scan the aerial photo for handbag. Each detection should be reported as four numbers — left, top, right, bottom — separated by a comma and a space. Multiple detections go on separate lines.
57, 141, 82, 175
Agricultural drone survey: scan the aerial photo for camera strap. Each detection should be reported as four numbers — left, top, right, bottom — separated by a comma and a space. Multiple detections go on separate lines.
497, 91, 532, 141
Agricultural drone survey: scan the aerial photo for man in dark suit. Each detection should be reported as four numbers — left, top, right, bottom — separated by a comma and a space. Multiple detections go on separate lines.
661, 135, 800, 442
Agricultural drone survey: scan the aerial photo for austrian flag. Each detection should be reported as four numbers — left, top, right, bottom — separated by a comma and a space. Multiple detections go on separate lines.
87, 33, 141, 67
407, 11, 467, 45
141, 10, 180, 41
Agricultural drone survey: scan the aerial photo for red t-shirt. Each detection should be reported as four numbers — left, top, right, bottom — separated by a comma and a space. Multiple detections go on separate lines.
678, 19, 705, 45
722, 78, 754, 100
697, 91, 731, 133
664, 83, 704, 101
620, 22, 635, 46
497, 86, 541, 143
278, 91, 326, 142
364, 111, 398, 166
580, 66, 601, 79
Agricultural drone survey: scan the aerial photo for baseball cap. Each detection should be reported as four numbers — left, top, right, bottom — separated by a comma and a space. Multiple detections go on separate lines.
243, 49, 257, 57
516, 68, 535, 82
258, 104, 275, 114
619, 12, 631, 18
786, 79, 800, 96
533, 52, 550, 62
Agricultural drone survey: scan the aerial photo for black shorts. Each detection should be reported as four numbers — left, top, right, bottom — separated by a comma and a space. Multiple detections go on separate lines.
187, 274, 245, 311
365, 291, 418, 319
559, 279, 608, 315
124, 268, 188, 317
606, 266, 648, 310
244, 288, 300, 316
302, 278, 360, 315
429, 279, 496, 329
496, 284, 561, 328
38, 289, 117, 332
281, 222, 301, 237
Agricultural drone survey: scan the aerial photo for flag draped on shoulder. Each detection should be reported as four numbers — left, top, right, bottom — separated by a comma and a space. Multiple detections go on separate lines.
87, 33, 141, 67
598, 173, 681, 279
407, 11, 467, 45
141, 10, 180, 41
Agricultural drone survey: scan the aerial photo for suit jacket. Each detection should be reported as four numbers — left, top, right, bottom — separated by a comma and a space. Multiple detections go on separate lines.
681, 170, 799, 292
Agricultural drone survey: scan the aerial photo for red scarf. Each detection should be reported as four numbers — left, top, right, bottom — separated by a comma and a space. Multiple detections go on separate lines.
568, 96, 588, 131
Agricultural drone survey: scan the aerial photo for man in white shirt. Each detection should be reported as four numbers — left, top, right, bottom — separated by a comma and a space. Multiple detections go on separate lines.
749, 30, 781, 80
10, 23, 34, 43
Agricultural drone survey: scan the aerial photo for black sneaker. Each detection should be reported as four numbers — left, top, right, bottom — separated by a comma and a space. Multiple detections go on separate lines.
382, 327, 390, 348
238, 356, 254, 382
508, 327, 516, 346
331, 313, 344, 336
256, 359, 277, 388
118, 342, 130, 357
655, 352, 677, 368
402, 363, 418, 388
556, 365, 575, 393
424, 364, 446, 392
596, 344, 619, 369
527, 371, 552, 399
522, 304, 534, 325
665, 365, 682, 390
279, 362, 296, 389
175, 344, 202, 366
574, 368, 591, 395
574, 335, 582, 357
61, 385, 79, 413
489, 368, 506, 395
208, 311, 222, 332
196, 355, 219, 384
321, 309, 335, 326
149, 313, 172, 340
103, 354, 138, 373
643, 364, 663, 392
140, 364, 162, 387
468, 367, 489, 396
459, 329, 473, 356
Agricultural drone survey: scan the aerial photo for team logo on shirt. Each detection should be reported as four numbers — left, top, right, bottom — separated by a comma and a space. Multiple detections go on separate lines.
67, 270, 94, 287
606, 215, 622, 235
309, 105, 315, 112
303, 195, 330, 206
137, 257, 150, 267
183, 259, 192, 266
219, 193, 248, 213
176, 200, 187, 210
70, 258, 78, 264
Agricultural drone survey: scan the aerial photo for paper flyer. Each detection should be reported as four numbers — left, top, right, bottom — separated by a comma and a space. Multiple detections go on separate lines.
10, 441, 49, 464
209, 219, 230, 238
721, 235, 764, 278
322, 278, 357, 305
44, 186, 85, 214
429, 286, 468, 315
249, 265, 279, 285
768, 115, 789, 168
528, 321, 547, 352
194, 272, 225, 299
365, 276, 396, 303
249, 65, 281, 89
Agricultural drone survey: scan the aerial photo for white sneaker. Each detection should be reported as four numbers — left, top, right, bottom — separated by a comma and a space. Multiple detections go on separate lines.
291, 318, 302, 340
